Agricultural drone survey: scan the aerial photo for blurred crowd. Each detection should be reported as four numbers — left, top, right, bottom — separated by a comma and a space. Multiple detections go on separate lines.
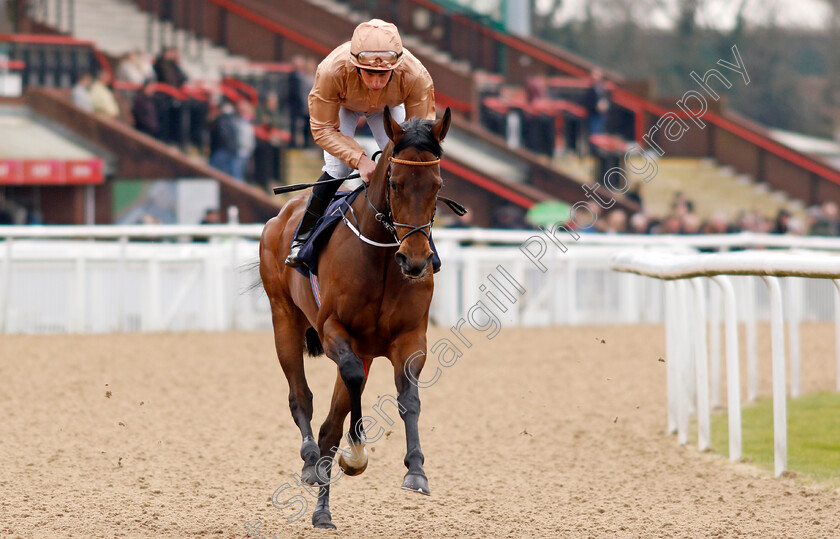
585, 195, 840, 237
442, 192, 840, 237
69, 47, 317, 185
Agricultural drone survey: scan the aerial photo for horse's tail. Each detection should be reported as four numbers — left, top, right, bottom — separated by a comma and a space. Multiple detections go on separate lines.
304, 328, 324, 357
240, 259, 263, 294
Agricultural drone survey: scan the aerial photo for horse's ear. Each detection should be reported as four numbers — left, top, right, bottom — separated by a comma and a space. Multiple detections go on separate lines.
384, 105, 404, 144
432, 107, 451, 143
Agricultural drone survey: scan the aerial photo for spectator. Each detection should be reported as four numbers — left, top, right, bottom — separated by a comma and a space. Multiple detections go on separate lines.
116, 51, 153, 85
286, 56, 314, 147
491, 205, 528, 229
233, 100, 256, 179
0, 207, 14, 225
89, 70, 120, 118
209, 100, 255, 181
209, 102, 239, 177
195, 208, 222, 242
681, 213, 701, 234
131, 80, 158, 137
625, 183, 643, 207
585, 68, 609, 135
526, 74, 548, 103
603, 209, 628, 233
771, 209, 791, 234
567, 201, 600, 233
71, 73, 93, 111
655, 214, 682, 234
703, 212, 732, 234
153, 47, 188, 88
200, 208, 221, 224
671, 191, 694, 216
809, 201, 840, 236
629, 212, 650, 234
786, 217, 805, 235
256, 93, 283, 138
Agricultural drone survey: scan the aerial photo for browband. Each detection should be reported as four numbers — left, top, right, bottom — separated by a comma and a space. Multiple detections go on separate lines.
389, 157, 441, 166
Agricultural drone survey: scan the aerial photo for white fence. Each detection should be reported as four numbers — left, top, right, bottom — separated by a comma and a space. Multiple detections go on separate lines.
3, 226, 840, 334
612, 249, 840, 478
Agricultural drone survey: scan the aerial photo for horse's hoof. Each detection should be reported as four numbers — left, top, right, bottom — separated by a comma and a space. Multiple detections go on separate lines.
401, 472, 431, 496
337, 446, 368, 476
300, 463, 328, 486
312, 509, 336, 529
300, 438, 324, 486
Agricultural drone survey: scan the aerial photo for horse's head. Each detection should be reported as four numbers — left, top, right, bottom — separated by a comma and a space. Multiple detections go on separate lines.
383, 105, 451, 279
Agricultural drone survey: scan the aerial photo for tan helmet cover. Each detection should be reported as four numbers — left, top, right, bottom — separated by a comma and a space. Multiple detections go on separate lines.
349, 19, 404, 71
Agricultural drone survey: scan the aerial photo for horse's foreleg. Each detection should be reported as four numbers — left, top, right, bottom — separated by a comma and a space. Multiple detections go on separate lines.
322, 319, 368, 474
311, 373, 353, 530
269, 309, 320, 484
391, 337, 430, 496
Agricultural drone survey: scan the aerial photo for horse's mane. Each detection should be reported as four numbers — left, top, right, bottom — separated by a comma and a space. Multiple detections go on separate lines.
393, 118, 443, 158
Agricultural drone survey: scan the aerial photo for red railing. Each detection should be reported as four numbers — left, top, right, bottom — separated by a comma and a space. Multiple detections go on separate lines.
442, 160, 537, 209
0, 60, 26, 69
222, 76, 259, 106
0, 34, 112, 79
205, 0, 332, 56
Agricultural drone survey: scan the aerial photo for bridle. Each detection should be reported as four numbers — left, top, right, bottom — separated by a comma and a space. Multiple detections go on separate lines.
274, 150, 466, 248
375, 156, 442, 243
342, 155, 442, 248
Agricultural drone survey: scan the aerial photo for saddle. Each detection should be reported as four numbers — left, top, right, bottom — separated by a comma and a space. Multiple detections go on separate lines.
293, 187, 441, 278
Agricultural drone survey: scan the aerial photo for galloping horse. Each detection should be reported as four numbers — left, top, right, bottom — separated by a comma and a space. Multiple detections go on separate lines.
259, 106, 452, 529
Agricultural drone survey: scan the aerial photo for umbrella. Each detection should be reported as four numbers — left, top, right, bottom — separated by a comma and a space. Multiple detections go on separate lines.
526, 200, 573, 227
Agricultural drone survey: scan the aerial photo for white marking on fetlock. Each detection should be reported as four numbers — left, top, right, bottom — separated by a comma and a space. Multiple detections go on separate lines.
337, 440, 368, 475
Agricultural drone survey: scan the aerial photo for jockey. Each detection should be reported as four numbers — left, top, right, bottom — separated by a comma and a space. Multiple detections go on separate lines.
285, 19, 436, 267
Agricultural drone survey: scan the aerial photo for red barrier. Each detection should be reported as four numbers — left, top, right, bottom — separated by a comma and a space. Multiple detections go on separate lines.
0, 158, 104, 185
441, 160, 536, 209
222, 76, 259, 106
245, 62, 294, 73
0, 34, 112, 79
204, 0, 333, 56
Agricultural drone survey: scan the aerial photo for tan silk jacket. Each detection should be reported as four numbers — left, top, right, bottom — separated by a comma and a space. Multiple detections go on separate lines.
308, 41, 436, 170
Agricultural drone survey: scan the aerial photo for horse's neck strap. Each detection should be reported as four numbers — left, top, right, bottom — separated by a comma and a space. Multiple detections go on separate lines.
388, 157, 441, 166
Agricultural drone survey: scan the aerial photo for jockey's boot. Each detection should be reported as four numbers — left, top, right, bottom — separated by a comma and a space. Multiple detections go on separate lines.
285, 175, 335, 268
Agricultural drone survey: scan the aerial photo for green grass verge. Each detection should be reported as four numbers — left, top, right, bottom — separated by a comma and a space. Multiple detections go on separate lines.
709, 392, 840, 483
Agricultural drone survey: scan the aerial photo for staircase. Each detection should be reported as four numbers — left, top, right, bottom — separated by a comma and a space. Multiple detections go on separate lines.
32, 0, 250, 81
553, 154, 805, 220
638, 158, 805, 221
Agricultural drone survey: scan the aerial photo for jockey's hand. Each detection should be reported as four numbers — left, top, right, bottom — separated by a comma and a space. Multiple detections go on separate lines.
357, 155, 377, 185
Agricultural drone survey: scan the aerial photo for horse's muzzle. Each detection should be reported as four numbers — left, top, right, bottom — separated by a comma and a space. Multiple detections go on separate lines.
395, 252, 433, 279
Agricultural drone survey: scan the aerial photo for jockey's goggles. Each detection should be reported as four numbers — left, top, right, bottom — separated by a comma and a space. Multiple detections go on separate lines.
353, 50, 402, 70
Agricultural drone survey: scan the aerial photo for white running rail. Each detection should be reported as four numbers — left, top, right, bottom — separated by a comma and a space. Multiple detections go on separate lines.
612, 249, 840, 478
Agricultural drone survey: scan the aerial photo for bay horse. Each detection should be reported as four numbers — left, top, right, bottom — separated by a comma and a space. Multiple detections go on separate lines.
259, 106, 452, 530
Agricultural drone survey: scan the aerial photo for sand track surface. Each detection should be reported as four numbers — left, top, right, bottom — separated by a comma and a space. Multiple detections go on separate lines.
1, 325, 838, 538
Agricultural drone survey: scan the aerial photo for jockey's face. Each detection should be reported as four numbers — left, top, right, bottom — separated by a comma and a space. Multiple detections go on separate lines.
359, 69, 391, 92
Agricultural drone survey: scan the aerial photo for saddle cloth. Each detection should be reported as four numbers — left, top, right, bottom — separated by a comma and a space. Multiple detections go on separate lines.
293, 187, 441, 278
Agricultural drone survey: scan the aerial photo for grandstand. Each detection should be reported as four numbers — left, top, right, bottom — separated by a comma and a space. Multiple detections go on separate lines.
1, 0, 839, 232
